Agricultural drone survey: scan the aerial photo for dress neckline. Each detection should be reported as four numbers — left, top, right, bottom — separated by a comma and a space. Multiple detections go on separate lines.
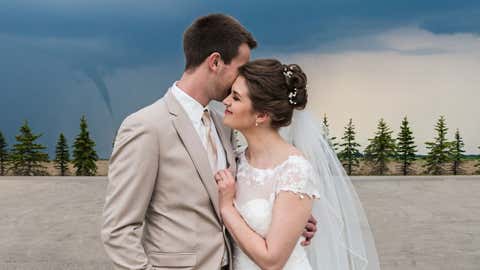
240, 148, 305, 172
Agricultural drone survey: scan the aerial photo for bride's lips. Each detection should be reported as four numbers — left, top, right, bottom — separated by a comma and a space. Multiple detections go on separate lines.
225, 109, 232, 115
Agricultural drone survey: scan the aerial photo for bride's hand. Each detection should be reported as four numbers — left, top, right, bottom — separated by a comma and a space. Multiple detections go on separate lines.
214, 169, 236, 210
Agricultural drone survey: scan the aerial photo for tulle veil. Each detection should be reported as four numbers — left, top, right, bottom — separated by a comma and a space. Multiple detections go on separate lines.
279, 110, 381, 270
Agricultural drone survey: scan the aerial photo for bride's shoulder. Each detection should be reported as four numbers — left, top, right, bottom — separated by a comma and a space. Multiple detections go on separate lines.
288, 146, 304, 157
283, 145, 317, 172
285, 145, 308, 162
278, 146, 312, 170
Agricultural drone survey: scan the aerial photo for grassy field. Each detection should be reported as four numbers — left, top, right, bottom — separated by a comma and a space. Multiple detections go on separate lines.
4, 159, 477, 176
352, 159, 480, 175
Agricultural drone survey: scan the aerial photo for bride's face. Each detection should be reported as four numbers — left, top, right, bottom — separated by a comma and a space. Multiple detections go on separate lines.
222, 76, 257, 130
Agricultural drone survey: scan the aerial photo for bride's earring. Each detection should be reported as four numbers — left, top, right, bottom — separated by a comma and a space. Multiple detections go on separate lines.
255, 122, 259, 127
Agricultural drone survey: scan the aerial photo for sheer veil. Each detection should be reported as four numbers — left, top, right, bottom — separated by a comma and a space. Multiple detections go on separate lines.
279, 110, 381, 270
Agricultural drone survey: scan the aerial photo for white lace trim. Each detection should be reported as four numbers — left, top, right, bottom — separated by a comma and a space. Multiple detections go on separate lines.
236, 149, 320, 199
275, 188, 320, 200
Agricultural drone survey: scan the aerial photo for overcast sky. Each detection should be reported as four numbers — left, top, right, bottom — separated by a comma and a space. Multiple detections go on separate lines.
1, 1, 479, 158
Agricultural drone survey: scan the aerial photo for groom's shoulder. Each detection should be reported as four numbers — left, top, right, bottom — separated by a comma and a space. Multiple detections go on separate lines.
120, 96, 169, 128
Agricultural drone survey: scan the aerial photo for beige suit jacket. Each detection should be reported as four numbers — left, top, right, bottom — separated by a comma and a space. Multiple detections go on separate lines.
101, 88, 237, 270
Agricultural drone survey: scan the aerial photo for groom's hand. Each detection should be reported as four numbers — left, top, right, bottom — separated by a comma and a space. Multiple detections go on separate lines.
301, 215, 317, 246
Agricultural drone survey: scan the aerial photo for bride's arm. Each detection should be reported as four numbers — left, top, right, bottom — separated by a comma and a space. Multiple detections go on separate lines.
215, 169, 314, 270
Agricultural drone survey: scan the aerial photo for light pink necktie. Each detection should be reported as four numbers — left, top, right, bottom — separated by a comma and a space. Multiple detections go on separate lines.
201, 109, 218, 172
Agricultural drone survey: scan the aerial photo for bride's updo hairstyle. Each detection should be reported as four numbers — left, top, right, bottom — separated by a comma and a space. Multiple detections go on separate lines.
238, 59, 308, 129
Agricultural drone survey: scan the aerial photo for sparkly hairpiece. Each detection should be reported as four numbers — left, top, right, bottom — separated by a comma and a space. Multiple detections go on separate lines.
283, 66, 297, 105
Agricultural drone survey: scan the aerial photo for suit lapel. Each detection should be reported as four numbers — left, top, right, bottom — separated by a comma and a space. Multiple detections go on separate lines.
164, 89, 222, 224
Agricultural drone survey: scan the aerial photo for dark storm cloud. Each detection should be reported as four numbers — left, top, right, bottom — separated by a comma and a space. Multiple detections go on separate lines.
1, 0, 479, 158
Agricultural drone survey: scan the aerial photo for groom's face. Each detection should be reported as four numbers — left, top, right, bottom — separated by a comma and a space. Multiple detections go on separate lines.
213, 43, 251, 101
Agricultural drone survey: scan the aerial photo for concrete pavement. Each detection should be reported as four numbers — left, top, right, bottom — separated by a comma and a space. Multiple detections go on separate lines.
0, 176, 479, 270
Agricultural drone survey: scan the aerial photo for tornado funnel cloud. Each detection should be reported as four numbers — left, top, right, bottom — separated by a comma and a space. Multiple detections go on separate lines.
84, 68, 114, 117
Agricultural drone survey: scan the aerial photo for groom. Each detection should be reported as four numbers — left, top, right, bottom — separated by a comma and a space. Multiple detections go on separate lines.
101, 14, 316, 270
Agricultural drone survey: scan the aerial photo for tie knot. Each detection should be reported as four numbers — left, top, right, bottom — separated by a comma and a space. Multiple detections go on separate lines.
202, 109, 211, 125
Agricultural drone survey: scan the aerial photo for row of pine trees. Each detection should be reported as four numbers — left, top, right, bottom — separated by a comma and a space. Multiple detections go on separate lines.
322, 115, 480, 175
0, 116, 98, 176
1, 114, 479, 176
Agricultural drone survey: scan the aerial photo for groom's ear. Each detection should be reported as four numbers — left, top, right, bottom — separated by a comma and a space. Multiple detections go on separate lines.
207, 52, 221, 71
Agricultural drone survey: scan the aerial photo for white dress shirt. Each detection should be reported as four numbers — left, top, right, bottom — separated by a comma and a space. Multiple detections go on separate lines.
171, 82, 227, 172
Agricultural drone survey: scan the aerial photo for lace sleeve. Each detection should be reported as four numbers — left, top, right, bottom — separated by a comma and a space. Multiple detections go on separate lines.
275, 156, 321, 199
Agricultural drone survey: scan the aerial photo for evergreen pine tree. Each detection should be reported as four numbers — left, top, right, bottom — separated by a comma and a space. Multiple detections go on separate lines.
449, 128, 466, 175
10, 121, 49, 176
55, 133, 70, 176
337, 118, 361, 175
0, 131, 9, 176
423, 116, 451, 175
364, 118, 397, 175
396, 116, 417, 175
73, 115, 98, 176
322, 114, 339, 152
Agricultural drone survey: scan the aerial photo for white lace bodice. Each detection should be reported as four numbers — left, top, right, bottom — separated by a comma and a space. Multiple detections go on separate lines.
232, 149, 320, 270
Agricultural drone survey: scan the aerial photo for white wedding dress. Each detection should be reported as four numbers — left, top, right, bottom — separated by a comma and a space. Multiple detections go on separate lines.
232, 148, 321, 270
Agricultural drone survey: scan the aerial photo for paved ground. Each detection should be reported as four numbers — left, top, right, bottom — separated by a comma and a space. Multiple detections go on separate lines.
0, 176, 479, 270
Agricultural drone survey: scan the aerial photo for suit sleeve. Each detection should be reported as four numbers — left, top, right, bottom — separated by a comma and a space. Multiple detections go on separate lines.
101, 115, 159, 270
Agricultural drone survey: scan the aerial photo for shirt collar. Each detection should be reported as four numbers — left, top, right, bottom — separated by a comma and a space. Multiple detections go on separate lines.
171, 81, 210, 124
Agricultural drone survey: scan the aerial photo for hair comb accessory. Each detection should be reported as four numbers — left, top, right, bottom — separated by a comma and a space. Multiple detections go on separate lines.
283, 65, 298, 105
283, 65, 294, 79
288, 88, 298, 105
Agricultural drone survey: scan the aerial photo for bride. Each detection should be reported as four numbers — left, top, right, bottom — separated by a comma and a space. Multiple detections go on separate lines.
214, 59, 381, 270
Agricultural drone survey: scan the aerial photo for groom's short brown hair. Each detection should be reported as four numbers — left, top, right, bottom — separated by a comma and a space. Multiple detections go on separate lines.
183, 14, 257, 70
